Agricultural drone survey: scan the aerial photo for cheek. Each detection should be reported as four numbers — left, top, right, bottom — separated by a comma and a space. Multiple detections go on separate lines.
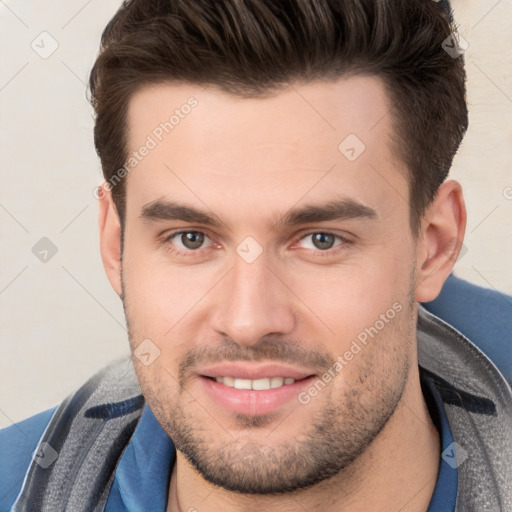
121, 244, 218, 346
283, 248, 413, 344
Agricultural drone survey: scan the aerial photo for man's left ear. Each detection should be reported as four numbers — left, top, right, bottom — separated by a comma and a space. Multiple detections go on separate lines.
415, 180, 467, 303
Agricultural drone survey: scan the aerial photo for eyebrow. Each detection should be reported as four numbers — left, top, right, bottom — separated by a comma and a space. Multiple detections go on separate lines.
275, 199, 377, 228
139, 198, 377, 228
140, 200, 224, 227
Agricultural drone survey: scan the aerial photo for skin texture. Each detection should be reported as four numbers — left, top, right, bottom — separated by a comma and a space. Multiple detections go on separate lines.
98, 76, 466, 511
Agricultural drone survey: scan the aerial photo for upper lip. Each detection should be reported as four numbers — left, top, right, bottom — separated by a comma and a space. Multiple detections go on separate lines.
199, 362, 316, 380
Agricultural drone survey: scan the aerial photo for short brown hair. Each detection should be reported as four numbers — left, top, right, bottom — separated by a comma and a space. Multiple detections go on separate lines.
89, 0, 467, 233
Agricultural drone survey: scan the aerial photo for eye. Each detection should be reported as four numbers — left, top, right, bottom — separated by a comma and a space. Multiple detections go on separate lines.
298, 232, 345, 251
168, 231, 208, 251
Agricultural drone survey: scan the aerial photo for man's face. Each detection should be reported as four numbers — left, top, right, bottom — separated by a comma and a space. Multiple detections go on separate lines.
120, 77, 418, 493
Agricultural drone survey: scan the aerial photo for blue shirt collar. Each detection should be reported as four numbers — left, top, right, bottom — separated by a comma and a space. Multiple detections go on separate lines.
422, 369, 458, 512
105, 404, 175, 512
107, 368, 457, 512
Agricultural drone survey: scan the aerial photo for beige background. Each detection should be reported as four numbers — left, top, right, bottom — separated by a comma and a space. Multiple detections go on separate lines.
0, 0, 511, 428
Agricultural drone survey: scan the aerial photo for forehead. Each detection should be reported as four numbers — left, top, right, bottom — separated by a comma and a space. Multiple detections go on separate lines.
124, 76, 407, 222
126, 76, 392, 151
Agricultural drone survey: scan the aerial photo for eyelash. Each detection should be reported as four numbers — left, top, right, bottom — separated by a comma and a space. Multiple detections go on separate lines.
160, 230, 352, 258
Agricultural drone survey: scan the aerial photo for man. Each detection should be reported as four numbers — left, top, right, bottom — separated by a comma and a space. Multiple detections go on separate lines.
1, 0, 511, 511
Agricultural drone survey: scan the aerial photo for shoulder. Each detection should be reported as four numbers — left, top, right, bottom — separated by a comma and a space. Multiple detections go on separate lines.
423, 274, 512, 385
0, 406, 58, 511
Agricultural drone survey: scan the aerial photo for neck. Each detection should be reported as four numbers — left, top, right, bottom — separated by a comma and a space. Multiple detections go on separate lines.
167, 364, 440, 512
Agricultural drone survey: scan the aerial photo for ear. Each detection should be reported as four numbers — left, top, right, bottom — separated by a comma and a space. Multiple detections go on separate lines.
97, 183, 123, 296
415, 180, 467, 303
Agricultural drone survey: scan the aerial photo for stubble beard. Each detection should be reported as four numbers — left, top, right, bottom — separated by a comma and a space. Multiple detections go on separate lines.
122, 271, 416, 495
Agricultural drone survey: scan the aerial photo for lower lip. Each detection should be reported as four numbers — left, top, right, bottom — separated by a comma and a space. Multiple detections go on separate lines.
200, 376, 315, 416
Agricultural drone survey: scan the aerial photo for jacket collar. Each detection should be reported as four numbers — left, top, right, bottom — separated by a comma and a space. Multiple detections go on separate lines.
417, 306, 512, 511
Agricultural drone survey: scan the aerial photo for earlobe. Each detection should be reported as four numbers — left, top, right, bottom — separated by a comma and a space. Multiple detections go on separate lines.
97, 184, 123, 296
415, 180, 467, 303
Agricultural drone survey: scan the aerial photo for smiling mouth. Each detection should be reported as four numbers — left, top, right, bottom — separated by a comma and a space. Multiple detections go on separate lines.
204, 375, 312, 391
200, 373, 317, 416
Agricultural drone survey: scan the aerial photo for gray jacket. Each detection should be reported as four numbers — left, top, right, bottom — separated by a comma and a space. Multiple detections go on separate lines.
12, 307, 512, 511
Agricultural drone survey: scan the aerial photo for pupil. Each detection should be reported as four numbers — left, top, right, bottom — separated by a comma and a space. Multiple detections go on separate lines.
182, 232, 204, 249
313, 233, 334, 250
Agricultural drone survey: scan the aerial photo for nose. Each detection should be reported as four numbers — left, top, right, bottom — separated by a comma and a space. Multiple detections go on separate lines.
210, 252, 296, 346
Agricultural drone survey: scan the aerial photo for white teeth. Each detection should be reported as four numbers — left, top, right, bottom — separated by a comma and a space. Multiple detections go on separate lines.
234, 378, 252, 390
214, 376, 297, 390
252, 378, 271, 390
223, 376, 234, 387
270, 377, 284, 388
